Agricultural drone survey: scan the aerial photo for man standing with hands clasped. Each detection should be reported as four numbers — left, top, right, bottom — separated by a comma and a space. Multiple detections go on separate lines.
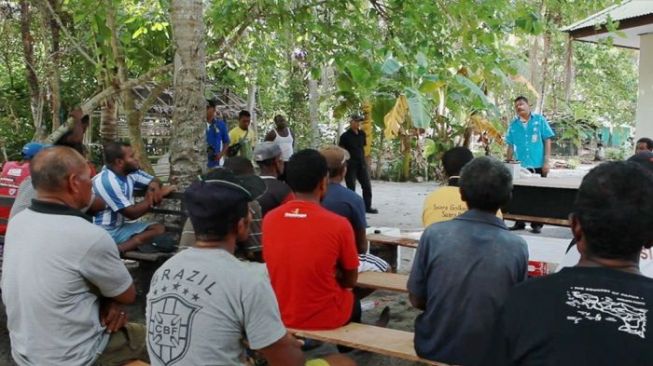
505, 96, 555, 234
339, 114, 377, 214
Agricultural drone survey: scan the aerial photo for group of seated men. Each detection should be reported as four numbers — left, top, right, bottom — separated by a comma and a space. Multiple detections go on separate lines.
2, 135, 653, 365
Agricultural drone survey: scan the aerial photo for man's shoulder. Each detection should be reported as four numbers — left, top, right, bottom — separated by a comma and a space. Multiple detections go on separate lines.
265, 178, 291, 192
326, 183, 362, 203
496, 229, 528, 247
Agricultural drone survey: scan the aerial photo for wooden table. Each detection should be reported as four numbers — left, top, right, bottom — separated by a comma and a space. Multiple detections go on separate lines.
367, 233, 419, 248
503, 176, 582, 227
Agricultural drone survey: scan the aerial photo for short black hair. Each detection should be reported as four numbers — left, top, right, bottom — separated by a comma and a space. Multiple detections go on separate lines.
514, 96, 528, 104
207, 99, 217, 109
103, 141, 131, 165
442, 147, 474, 177
286, 149, 327, 193
224, 156, 255, 176
460, 157, 512, 212
274, 115, 286, 124
239, 110, 251, 119
637, 137, 653, 150
574, 161, 653, 260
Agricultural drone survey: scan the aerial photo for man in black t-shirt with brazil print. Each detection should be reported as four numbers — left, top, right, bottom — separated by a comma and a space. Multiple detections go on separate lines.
482, 161, 653, 366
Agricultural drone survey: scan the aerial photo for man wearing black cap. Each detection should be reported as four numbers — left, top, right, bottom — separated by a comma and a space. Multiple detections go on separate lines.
145, 170, 303, 365
339, 114, 377, 214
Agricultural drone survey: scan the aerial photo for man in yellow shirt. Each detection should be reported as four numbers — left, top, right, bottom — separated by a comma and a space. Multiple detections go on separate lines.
228, 110, 256, 160
423, 147, 483, 227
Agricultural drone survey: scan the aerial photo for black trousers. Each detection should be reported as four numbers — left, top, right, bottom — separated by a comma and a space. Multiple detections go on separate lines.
345, 160, 372, 209
517, 167, 546, 229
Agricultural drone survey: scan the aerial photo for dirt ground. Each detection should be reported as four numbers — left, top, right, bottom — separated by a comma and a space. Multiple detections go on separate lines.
0, 179, 574, 366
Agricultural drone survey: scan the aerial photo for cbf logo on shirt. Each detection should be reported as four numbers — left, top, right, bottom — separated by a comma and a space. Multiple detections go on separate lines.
148, 294, 200, 365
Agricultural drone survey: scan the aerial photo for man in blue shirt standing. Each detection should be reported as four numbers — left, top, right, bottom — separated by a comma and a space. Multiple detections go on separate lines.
206, 99, 230, 168
506, 96, 555, 233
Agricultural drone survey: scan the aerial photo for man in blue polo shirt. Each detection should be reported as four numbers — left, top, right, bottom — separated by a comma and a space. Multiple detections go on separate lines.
93, 142, 174, 254
506, 95, 555, 233
320, 145, 389, 273
206, 99, 230, 168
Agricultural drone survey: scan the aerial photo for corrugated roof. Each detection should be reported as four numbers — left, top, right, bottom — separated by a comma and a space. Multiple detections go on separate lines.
562, 0, 653, 32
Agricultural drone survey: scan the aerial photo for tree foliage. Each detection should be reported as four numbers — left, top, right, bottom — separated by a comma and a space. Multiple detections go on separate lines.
0, 0, 640, 180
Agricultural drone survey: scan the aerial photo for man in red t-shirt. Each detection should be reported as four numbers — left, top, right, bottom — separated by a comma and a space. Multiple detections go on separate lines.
263, 149, 360, 330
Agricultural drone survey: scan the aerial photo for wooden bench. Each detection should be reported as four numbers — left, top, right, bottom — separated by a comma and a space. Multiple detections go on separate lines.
289, 323, 449, 365
367, 233, 419, 248
357, 271, 408, 293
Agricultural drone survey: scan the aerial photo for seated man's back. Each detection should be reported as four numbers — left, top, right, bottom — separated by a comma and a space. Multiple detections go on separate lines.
410, 211, 527, 364
146, 172, 309, 366
485, 266, 653, 365
408, 157, 528, 366
147, 247, 284, 365
482, 161, 653, 366
263, 201, 358, 329
263, 149, 359, 330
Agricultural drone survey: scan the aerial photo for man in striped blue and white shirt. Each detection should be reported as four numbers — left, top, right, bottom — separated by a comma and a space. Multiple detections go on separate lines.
93, 142, 174, 254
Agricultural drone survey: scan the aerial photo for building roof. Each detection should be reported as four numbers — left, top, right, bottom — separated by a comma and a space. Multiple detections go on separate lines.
562, 0, 653, 49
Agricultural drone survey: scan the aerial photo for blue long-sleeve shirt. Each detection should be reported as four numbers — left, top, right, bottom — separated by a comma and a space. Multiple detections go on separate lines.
206, 119, 230, 168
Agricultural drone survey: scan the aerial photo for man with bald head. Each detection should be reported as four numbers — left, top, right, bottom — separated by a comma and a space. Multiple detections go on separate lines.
1, 146, 148, 365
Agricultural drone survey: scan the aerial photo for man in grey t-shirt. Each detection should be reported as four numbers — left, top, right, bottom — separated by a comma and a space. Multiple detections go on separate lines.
146, 170, 306, 365
408, 157, 528, 366
1, 146, 147, 366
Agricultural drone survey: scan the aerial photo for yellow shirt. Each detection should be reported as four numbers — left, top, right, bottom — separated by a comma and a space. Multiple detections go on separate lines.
228, 126, 255, 146
422, 186, 502, 227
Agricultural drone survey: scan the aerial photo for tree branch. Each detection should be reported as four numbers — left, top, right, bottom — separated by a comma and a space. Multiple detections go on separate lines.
39, 0, 99, 67
136, 80, 171, 121
45, 65, 173, 143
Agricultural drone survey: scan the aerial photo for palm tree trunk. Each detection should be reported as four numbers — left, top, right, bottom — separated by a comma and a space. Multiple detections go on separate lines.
308, 76, 319, 148
100, 98, 118, 144
169, 0, 206, 189
247, 83, 258, 141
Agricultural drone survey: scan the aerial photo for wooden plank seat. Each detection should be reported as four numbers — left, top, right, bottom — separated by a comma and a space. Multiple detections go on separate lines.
367, 233, 419, 248
357, 271, 408, 293
289, 323, 449, 365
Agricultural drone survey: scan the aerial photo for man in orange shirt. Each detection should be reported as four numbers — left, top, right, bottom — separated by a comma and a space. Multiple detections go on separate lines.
263, 149, 360, 330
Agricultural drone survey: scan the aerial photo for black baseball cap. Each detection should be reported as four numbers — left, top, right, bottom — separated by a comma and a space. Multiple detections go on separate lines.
184, 169, 265, 236
350, 114, 364, 122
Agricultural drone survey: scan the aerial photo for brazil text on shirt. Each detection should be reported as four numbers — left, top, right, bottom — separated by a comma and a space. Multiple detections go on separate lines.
92, 166, 154, 229
506, 113, 555, 169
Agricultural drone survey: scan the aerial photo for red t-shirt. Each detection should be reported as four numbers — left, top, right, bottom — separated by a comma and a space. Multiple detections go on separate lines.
263, 200, 359, 330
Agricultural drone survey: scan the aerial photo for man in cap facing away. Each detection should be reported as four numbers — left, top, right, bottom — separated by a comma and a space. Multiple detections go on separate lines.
146, 170, 353, 366
320, 145, 389, 273
253, 141, 294, 216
